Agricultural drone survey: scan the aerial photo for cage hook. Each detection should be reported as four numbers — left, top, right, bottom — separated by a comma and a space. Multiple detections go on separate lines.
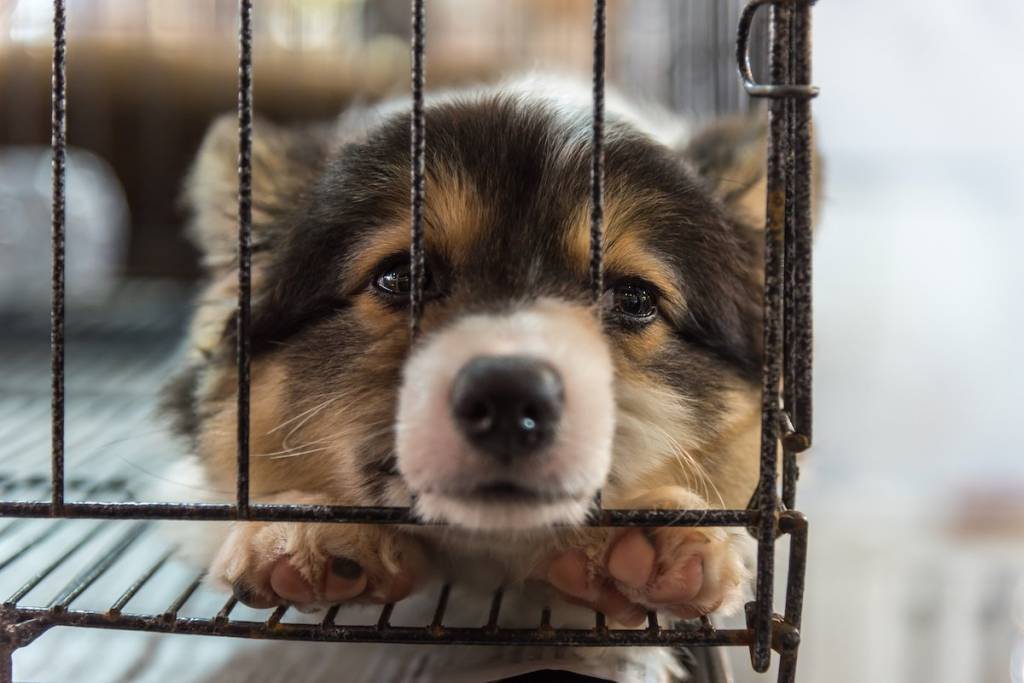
737, 0, 820, 99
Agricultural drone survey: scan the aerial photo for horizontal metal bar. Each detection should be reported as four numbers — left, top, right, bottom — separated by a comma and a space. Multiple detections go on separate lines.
779, 510, 808, 631
5, 606, 757, 647
0, 502, 758, 527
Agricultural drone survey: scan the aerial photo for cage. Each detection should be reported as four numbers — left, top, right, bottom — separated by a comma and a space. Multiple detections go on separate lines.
0, 1, 817, 681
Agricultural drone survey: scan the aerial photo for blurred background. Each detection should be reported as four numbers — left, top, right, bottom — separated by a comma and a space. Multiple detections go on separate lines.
0, 1, 1021, 682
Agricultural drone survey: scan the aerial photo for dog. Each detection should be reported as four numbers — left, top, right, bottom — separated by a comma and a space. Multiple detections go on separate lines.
164, 76, 777, 639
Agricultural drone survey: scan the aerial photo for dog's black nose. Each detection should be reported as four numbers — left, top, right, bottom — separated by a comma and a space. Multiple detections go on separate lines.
450, 356, 564, 461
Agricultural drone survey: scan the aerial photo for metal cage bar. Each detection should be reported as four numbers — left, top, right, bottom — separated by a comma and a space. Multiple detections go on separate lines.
0, 500, 758, 526
589, 0, 607, 308
409, 0, 427, 337
747, 0, 790, 671
781, 0, 814, 512
49, 0, 67, 513
0, 2, 819, 682
235, 0, 254, 516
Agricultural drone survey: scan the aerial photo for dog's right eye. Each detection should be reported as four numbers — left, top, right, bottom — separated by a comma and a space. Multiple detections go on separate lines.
375, 263, 411, 295
372, 260, 433, 299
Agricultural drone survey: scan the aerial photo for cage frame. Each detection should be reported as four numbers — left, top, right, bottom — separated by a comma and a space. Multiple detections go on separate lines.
0, 0, 818, 681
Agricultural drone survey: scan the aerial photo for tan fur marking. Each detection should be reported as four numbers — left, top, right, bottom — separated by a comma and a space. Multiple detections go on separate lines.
616, 384, 761, 512
564, 192, 686, 321
341, 170, 488, 294
617, 320, 671, 362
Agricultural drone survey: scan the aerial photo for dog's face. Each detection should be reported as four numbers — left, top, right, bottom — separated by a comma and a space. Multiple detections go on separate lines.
172, 84, 769, 533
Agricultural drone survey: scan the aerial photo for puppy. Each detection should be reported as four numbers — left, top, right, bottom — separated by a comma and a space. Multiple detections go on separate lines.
165, 77, 774, 628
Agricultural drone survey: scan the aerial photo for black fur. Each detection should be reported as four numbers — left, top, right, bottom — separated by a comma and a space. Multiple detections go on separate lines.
250, 95, 762, 377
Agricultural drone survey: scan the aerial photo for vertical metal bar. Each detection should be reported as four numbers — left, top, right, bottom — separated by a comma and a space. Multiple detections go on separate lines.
0, 646, 11, 683
780, 511, 808, 631
781, 0, 813, 511
789, 0, 814, 451
777, 651, 799, 683
781, 434, 798, 509
409, 0, 427, 338
589, 0, 606, 308
712, 0, 722, 116
236, 0, 254, 516
750, 1, 791, 673
589, 0, 607, 512
50, 0, 67, 513
781, 1, 799, 512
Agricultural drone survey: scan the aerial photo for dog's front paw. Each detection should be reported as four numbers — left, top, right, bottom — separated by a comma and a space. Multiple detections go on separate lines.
539, 487, 749, 626
209, 495, 426, 611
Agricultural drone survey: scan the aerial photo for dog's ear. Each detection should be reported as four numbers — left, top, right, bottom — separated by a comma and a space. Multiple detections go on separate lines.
181, 115, 332, 360
681, 116, 770, 380
684, 114, 822, 233
183, 114, 331, 272
683, 115, 769, 230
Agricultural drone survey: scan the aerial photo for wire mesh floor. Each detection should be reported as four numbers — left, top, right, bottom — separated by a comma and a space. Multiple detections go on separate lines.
0, 307, 739, 680
0, 479, 748, 649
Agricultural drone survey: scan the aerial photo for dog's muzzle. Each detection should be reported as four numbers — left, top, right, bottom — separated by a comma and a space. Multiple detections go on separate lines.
395, 300, 615, 530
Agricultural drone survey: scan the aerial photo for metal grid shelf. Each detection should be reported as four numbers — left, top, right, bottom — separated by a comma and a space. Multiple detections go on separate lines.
0, 478, 803, 651
0, 476, 795, 683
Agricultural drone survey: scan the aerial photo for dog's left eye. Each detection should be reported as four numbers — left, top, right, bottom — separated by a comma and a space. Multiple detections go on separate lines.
611, 282, 658, 322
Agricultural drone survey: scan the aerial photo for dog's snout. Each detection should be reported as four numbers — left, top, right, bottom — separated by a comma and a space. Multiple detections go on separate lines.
450, 356, 564, 461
